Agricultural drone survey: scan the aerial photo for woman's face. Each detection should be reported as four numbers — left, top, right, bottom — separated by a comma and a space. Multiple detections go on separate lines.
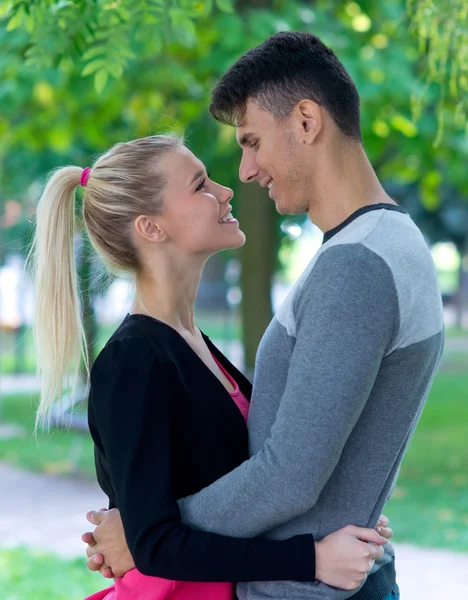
154, 146, 246, 255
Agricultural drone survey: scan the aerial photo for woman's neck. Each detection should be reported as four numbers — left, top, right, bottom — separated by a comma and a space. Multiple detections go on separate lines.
132, 254, 205, 337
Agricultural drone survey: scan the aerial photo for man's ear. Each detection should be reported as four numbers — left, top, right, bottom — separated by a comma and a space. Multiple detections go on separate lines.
134, 215, 167, 243
295, 99, 323, 144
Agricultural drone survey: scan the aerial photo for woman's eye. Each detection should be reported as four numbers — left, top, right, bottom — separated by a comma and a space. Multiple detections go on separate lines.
195, 178, 206, 192
251, 141, 259, 150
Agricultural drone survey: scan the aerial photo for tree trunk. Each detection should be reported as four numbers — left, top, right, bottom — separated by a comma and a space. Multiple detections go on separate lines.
237, 182, 277, 375
223, 0, 291, 374
455, 246, 465, 330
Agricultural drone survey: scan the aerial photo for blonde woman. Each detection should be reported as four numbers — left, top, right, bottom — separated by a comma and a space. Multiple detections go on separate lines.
30, 135, 391, 600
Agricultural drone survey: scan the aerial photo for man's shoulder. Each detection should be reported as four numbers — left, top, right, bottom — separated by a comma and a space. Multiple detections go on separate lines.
301, 242, 395, 293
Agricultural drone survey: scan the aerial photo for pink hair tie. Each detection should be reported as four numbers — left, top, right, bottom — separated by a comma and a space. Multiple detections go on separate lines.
80, 167, 91, 187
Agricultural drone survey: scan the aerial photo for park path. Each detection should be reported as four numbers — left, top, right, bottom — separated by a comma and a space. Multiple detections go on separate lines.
2, 462, 468, 599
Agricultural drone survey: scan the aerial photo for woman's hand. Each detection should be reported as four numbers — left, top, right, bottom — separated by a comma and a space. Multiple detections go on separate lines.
81, 508, 135, 579
315, 525, 388, 591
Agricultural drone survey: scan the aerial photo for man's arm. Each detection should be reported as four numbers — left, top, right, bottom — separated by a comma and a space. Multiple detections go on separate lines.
178, 244, 399, 537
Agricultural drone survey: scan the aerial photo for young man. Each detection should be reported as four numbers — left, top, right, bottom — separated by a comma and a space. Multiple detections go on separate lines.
84, 32, 444, 599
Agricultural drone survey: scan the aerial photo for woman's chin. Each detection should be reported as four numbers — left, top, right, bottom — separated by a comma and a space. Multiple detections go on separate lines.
214, 230, 246, 252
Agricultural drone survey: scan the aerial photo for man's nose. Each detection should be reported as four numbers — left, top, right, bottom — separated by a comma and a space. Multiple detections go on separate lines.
239, 153, 260, 183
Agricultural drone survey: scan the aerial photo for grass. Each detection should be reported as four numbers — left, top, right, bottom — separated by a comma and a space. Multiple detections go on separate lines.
384, 371, 468, 552
0, 394, 95, 479
0, 547, 103, 599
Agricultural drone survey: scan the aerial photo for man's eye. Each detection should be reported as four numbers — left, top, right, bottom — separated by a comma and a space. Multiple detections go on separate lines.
251, 140, 259, 150
195, 178, 206, 192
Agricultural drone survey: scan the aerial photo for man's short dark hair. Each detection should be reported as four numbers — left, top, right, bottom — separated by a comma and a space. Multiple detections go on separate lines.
210, 31, 362, 142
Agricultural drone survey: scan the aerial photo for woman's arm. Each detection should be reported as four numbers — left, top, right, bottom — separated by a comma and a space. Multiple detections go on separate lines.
84, 509, 388, 591
91, 336, 316, 583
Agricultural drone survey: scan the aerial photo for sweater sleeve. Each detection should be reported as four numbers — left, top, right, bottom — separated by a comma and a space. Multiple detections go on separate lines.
177, 244, 399, 537
90, 336, 316, 582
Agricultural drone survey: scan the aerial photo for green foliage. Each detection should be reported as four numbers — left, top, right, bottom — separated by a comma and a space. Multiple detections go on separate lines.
1, 0, 231, 94
407, 0, 468, 145
0, 547, 99, 599
1, 0, 467, 285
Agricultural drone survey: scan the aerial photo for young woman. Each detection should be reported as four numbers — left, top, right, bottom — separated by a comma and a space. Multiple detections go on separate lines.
30, 135, 391, 600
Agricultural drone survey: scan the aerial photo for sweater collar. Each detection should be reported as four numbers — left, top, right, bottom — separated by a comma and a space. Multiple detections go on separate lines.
322, 203, 407, 245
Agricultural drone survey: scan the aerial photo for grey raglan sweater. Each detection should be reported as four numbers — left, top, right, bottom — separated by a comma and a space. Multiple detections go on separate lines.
178, 204, 444, 600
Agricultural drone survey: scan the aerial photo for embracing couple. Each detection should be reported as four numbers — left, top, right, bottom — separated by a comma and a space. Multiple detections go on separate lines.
31, 32, 444, 600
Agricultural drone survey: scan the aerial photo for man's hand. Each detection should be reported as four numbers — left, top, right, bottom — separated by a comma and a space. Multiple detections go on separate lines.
376, 515, 393, 540
81, 508, 135, 579
315, 526, 388, 591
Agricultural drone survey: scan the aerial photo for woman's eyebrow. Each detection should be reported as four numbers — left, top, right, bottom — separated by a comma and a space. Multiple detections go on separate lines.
188, 169, 205, 186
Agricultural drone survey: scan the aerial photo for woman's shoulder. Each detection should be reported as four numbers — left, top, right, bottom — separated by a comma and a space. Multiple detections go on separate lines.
89, 317, 183, 412
93, 315, 177, 373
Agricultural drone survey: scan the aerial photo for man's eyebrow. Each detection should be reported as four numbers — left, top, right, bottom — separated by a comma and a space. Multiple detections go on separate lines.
189, 169, 205, 186
238, 132, 255, 147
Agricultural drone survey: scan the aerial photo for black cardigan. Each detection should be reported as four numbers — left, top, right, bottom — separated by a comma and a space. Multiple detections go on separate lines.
88, 314, 316, 583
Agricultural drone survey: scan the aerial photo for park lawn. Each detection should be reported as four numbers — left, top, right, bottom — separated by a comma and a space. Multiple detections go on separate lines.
0, 394, 96, 479
0, 547, 102, 599
384, 371, 468, 552
1, 371, 467, 551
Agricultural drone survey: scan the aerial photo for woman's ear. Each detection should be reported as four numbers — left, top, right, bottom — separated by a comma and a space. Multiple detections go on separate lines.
134, 215, 167, 243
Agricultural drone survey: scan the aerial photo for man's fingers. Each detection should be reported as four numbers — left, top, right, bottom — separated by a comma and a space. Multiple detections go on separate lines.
350, 526, 388, 545
377, 515, 389, 527
377, 526, 393, 540
370, 544, 385, 560
86, 509, 108, 526
81, 532, 97, 546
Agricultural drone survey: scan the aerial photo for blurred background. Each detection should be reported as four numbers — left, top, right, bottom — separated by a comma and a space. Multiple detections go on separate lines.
0, 1, 467, 598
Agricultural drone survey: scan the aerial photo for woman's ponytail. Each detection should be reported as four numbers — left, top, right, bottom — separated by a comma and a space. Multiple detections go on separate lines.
28, 166, 89, 430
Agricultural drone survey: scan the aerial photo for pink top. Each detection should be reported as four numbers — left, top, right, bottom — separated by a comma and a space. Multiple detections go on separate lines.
211, 353, 250, 423
85, 360, 248, 600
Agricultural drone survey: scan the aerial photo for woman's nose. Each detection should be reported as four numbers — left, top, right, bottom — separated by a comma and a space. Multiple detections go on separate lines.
220, 186, 234, 204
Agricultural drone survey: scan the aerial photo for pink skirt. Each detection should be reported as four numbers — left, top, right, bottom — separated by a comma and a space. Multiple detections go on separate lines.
85, 568, 234, 600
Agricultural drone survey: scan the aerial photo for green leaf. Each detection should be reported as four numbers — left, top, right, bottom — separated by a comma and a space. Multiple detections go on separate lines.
0, 1, 11, 18
82, 59, 107, 76
82, 45, 107, 62
109, 63, 123, 78
94, 69, 108, 94
116, 6, 131, 21
198, 0, 213, 17
6, 7, 24, 31
24, 13, 34, 34
120, 47, 137, 60
215, 0, 233, 14
169, 8, 188, 25
173, 19, 197, 47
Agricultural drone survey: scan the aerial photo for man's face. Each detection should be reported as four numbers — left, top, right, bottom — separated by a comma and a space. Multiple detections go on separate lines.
236, 100, 311, 216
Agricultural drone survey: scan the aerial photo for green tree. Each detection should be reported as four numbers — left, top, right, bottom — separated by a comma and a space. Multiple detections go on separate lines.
407, 0, 468, 145
2, 0, 467, 373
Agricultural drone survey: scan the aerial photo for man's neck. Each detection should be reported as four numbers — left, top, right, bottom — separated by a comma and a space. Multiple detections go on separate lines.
307, 144, 395, 233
